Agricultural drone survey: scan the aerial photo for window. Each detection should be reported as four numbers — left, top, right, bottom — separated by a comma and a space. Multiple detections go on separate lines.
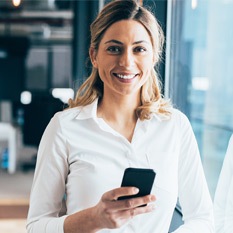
166, 0, 233, 197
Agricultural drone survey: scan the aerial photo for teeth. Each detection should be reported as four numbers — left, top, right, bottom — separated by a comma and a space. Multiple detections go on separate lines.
116, 74, 136, 79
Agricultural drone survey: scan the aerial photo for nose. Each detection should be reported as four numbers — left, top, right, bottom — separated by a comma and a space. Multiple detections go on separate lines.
119, 50, 135, 68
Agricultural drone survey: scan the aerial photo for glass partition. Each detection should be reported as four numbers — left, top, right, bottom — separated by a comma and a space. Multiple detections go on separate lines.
166, 0, 233, 198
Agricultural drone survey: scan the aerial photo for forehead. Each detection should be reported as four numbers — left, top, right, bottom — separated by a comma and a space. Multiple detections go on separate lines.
100, 19, 152, 44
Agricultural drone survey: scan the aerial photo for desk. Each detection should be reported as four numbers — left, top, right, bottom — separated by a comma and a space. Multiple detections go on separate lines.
0, 123, 18, 174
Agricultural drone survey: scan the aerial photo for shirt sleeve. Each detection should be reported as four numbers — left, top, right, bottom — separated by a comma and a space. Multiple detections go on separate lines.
172, 113, 215, 233
214, 134, 233, 233
26, 113, 69, 233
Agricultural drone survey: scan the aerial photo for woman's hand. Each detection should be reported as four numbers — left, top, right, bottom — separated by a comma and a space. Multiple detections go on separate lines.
64, 187, 156, 233
93, 187, 156, 230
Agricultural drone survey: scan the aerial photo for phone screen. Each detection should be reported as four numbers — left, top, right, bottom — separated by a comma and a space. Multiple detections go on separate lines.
118, 168, 156, 204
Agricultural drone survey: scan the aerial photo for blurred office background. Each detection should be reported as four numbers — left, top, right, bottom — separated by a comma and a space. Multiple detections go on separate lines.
0, 0, 233, 232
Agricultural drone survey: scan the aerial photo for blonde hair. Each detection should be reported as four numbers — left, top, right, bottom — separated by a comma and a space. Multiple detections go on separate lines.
69, 0, 171, 120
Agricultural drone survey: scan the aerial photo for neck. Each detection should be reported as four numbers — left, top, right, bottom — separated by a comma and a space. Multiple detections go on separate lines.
97, 93, 141, 142
98, 93, 140, 121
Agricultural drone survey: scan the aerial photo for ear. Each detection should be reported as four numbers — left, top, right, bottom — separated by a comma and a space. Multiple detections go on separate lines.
89, 47, 98, 68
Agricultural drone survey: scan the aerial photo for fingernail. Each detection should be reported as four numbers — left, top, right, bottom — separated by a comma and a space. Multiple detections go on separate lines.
150, 195, 156, 202
134, 188, 139, 193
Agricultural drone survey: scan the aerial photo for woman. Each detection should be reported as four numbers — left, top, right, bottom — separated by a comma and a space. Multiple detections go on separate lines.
27, 0, 214, 232
214, 134, 233, 233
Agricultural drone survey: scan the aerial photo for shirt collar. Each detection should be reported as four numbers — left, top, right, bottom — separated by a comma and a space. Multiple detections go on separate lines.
75, 97, 166, 122
75, 98, 99, 120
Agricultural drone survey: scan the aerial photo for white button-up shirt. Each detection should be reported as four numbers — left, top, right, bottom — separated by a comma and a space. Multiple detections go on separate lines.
214, 134, 233, 233
27, 99, 214, 233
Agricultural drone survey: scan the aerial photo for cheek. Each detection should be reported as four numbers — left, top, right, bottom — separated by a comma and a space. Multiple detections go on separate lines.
96, 62, 110, 82
96, 55, 111, 70
140, 59, 154, 73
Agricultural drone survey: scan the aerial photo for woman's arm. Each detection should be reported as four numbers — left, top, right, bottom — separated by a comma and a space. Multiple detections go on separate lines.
172, 114, 215, 233
26, 113, 69, 233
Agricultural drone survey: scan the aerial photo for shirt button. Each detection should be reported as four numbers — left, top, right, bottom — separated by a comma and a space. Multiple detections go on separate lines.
125, 151, 132, 167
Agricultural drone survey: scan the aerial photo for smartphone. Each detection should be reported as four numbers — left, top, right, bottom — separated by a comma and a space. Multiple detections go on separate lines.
118, 168, 156, 205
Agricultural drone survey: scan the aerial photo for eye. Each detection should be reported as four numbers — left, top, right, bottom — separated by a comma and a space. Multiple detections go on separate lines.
106, 46, 122, 54
134, 46, 147, 53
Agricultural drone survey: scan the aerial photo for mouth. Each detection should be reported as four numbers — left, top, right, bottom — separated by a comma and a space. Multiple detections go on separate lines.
113, 73, 138, 80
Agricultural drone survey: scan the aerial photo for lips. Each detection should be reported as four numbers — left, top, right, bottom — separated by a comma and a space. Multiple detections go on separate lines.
113, 73, 138, 80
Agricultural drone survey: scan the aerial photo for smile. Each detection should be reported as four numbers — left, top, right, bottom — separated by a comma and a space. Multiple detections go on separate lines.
114, 73, 138, 80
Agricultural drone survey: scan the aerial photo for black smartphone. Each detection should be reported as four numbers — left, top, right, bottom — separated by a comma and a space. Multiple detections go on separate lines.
118, 168, 156, 205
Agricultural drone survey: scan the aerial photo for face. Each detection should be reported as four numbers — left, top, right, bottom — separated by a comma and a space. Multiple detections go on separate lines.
90, 20, 155, 99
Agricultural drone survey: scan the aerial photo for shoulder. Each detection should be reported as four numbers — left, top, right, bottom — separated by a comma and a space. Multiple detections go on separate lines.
172, 109, 193, 135
156, 107, 190, 126
150, 108, 192, 138
170, 108, 188, 119
162, 108, 193, 137
47, 106, 83, 131
54, 106, 82, 121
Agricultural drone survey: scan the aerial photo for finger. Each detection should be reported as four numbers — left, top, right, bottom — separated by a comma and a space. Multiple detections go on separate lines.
120, 194, 156, 209
129, 203, 156, 216
104, 194, 156, 212
117, 204, 156, 220
102, 187, 139, 201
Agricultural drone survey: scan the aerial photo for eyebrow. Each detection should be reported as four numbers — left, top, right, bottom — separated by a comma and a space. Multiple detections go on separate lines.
104, 39, 149, 45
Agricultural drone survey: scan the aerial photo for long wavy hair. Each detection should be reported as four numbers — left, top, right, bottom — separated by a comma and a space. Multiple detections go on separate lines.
69, 0, 171, 120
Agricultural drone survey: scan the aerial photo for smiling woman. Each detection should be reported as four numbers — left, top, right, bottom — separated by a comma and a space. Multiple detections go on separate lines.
90, 20, 154, 98
69, 0, 168, 121
26, 1, 214, 233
